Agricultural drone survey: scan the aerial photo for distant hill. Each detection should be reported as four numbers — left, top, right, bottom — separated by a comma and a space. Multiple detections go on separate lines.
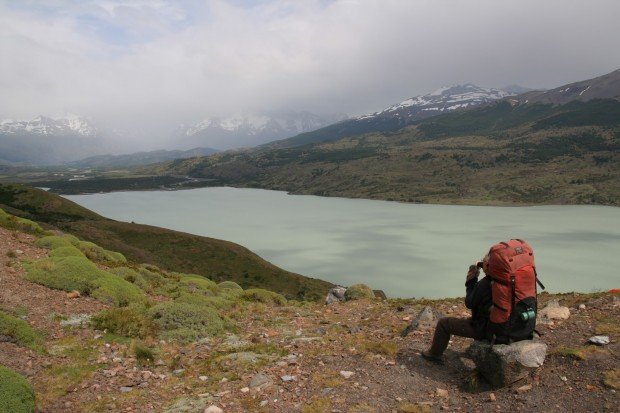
67, 147, 219, 169
0, 183, 332, 299
265, 84, 516, 149
148, 96, 620, 206
512, 69, 620, 105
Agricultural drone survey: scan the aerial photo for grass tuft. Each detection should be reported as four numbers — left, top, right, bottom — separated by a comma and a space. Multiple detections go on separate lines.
241, 289, 287, 306
149, 301, 230, 342
91, 306, 157, 338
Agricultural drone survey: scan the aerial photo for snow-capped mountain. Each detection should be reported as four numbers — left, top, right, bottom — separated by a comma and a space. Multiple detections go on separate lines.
269, 84, 520, 149
0, 115, 107, 165
357, 84, 512, 122
0, 114, 97, 137
178, 112, 347, 150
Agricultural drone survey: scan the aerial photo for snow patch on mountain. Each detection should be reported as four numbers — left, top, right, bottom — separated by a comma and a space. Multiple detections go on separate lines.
0, 114, 97, 137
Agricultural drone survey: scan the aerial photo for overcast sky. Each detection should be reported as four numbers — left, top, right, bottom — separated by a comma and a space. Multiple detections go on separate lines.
1, 0, 619, 130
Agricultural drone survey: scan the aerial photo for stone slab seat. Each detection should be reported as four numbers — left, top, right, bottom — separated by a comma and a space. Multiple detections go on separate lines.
467, 339, 547, 388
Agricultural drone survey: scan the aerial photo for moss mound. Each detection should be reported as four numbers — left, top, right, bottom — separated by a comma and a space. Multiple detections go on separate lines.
177, 275, 218, 296
77, 241, 127, 264
241, 289, 287, 306
24, 256, 145, 307
0, 366, 35, 413
175, 293, 236, 310
34, 235, 76, 250
218, 281, 243, 291
344, 284, 375, 301
49, 246, 85, 258
0, 311, 42, 350
0, 208, 44, 235
148, 301, 228, 342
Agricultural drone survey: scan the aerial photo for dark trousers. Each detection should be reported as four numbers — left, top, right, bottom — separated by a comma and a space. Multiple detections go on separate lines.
428, 317, 482, 356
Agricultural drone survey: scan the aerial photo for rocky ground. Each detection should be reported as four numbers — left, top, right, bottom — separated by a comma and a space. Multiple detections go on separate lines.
0, 225, 618, 412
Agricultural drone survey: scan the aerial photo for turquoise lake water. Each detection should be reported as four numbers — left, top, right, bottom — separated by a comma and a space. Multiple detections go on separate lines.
65, 187, 620, 298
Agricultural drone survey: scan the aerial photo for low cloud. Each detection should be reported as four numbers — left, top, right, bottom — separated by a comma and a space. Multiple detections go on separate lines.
1, 0, 619, 141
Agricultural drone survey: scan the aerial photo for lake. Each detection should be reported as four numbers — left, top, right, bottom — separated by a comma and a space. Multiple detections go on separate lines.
65, 187, 620, 298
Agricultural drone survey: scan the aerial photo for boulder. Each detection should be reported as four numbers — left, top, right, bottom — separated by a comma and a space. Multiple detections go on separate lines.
325, 286, 347, 304
537, 299, 570, 324
373, 289, 388, 300
344, 284, 375, 301
400, 306, 441, 337
467, 340, 547, 388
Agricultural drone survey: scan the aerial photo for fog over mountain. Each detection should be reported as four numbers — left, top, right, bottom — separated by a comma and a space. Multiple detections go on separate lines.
1, 1, 619, 150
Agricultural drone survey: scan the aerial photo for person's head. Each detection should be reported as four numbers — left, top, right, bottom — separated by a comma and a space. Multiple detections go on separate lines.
481, 252, 490, 274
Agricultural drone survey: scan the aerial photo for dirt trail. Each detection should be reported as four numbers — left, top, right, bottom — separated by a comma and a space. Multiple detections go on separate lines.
0, 226, 618, 412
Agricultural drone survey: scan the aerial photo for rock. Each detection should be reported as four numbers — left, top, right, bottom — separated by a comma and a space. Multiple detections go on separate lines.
66, 290, 81, 299
199, 376, 208, 381
516, 384, 532, 393
15, 249, 24, 255
579, 304, 586, 310
588, 335, 610, 346
348, 326, 362, 334
221, 334, 250, 351
221, 351, 263, 364
281, 375, 296, 382
325, 286, 347, 304
204, 406, 223, 413
339, 371, 355, 379
240, 387, 249, 393
249, 373, 273, 389
436, 388, 448, 398
344, 284, 375, 301
373, 289, 387, 300
397, 402, 432, 413
400, 306, 441, 337
467, 340, 547, 388
119, 386, 133, 393
172, 369, 186, 376
489, 393, 496, 402
538, 300, 570, 324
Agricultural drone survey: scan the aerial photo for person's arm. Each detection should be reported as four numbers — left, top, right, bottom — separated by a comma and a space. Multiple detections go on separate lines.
465, 265, 480, 309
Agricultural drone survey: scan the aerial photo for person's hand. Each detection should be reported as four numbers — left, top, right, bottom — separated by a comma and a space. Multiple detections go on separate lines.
466, 264, 480, 282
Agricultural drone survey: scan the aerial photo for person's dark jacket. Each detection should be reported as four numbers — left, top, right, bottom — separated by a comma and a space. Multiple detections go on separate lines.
465, 275, 492, 338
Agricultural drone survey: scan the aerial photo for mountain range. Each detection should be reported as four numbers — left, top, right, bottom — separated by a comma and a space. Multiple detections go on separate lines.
176, 111, 348, 150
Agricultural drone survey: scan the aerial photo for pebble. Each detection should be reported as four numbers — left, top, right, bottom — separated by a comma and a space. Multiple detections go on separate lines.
560, 376, 568, 382
204, 406, 223, 413
199, 376, 208, 381
579, 304, 586, 310
489, 393, 496, 402
516, 384, 532, 393
436, 388, 449, 398
172, 369, 185, 376
119, 386, 133, 393
259, 401, 268, 407
241, 387, 250, 393
588, 335, 610, 346
340, 371, 355, 379
281, 375, 296, 382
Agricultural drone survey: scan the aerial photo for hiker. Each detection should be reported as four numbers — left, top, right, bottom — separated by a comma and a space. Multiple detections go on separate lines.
422, 239, 541, 363
421, 259, 491, 363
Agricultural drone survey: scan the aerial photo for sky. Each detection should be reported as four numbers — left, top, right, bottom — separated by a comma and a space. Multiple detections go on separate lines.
1, 0, 620, 139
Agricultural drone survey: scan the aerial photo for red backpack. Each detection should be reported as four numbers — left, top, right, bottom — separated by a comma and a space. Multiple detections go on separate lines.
485, 239, 545, 344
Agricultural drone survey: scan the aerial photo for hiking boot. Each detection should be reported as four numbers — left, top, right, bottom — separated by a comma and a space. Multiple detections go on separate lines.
421, 350, 444, 364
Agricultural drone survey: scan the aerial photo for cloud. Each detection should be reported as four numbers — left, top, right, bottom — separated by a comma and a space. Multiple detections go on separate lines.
1, 0, 619, 141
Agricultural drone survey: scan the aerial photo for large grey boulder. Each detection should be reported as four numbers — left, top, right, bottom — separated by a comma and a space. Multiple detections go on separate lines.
325, 286, 347, 304
467, 340, 547, 388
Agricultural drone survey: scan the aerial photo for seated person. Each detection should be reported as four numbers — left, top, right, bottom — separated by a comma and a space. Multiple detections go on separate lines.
422, 257, 492, 363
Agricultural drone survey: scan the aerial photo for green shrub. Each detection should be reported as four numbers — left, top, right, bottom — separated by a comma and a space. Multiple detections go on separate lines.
0, 311, 42, 350
49, 246, 85, 258
91, 307, 157, 338
34, 235, 76, 250
344, 284, 375, 301
218, 281, 243, 291
0, 209, 44, 235
177, 275, 218, 296
175, 293, 236, 310
0, 365, 35, 413
149, 301, 228, 342
24, 256, 145, 307
241, 289, 287, 306
77, 241, 127, 264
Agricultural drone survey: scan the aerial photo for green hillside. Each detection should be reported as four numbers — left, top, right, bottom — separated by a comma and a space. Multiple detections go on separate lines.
151, 99, 620, 206
0, 183, 332, 300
